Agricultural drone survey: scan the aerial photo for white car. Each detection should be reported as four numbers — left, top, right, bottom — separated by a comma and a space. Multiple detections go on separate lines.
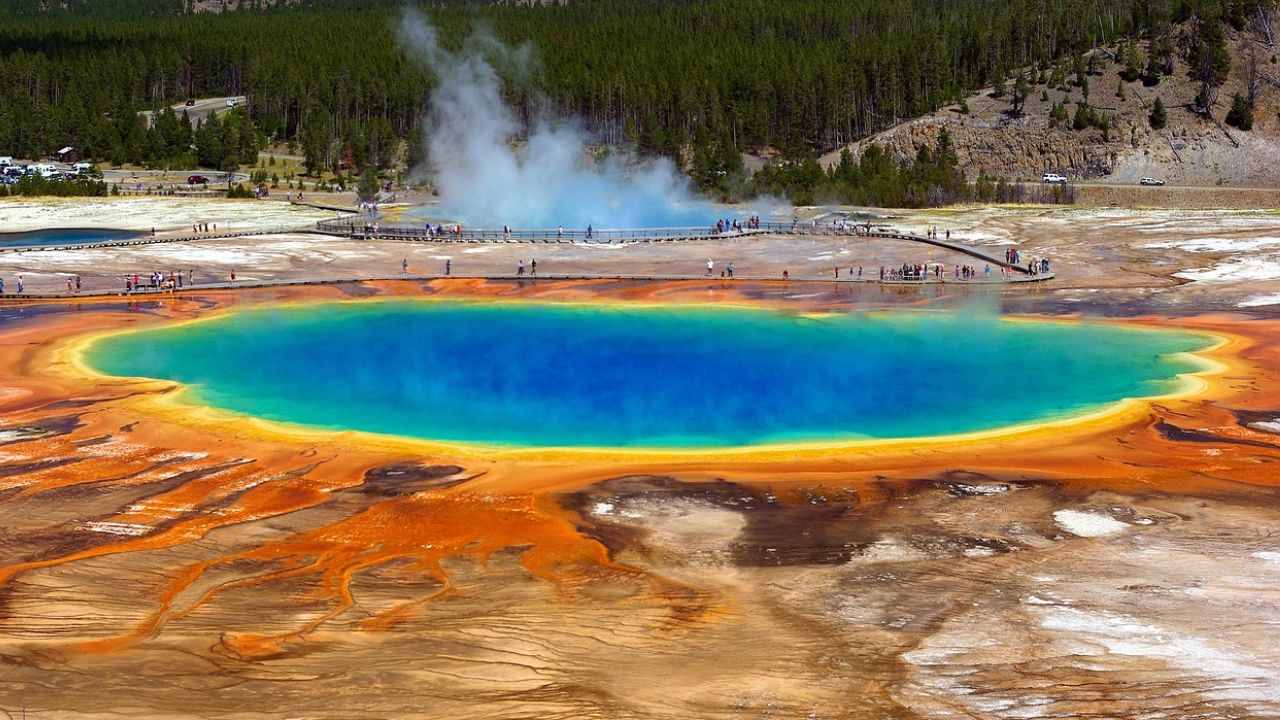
1139, 177, 1165, 186
1041, 173, 1068, 184
226, 98, 239, 107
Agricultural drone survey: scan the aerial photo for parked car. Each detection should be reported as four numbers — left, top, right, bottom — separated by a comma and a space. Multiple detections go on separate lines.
187, 175, 209, 185
1041, 173, 1068, 184
1139, 177, 1165, 186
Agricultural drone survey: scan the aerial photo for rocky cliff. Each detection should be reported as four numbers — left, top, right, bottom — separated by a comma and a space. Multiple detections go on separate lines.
825, 21, 1280, 187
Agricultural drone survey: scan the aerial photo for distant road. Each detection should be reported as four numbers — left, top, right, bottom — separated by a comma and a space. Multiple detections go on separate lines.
101, 169, 249, 185
138, 96, 247, 127
1022, 179, 1280, 191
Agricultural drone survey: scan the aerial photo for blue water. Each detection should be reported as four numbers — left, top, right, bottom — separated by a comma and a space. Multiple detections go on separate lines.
86, 301, 1212, 448
0, 228, 144, 248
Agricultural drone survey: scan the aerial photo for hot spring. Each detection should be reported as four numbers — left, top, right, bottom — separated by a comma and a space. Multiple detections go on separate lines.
85, 301, 1213, 448
1, 228, 144, 248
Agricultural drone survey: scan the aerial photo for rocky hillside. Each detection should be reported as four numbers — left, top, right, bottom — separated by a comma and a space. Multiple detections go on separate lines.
826, 15, 1280, 186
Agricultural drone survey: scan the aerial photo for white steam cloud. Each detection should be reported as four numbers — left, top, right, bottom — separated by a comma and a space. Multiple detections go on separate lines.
398, 8, 734, 229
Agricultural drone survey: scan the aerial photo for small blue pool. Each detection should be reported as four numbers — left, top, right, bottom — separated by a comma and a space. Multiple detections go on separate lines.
0, 228, 145, 248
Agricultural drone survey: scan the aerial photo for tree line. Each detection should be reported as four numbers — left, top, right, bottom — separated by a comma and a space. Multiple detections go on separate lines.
0, 0, 1268, 204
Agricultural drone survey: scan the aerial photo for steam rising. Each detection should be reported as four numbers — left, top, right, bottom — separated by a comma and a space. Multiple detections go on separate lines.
398, 9, 730, 229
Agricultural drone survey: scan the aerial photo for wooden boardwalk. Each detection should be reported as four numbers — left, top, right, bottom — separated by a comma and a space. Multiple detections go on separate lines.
0, 218, 1052, 283
0, 269, 1053, 301
315, 218, 1046, 276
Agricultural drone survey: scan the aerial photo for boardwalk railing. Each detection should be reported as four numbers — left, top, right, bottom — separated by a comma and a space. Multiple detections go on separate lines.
313, 218, 1043, 275
313, 217, 752, 243
0, 226, 315, 254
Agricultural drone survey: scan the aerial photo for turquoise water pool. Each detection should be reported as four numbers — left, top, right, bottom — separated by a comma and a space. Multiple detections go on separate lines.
0, 228, 144, 248
86, 301, 1213, 448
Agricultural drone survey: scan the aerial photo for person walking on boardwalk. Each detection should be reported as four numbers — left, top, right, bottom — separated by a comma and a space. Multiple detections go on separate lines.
727, 262, 734, 278
707, 258, 714, 277
17, 276, 23, 294
75, 276, 81, 293
231, 268, 236, 282
445, 259, 451, 275
586, 224, 593, 240
402, 258, 408, 274
531, 259, 537, 276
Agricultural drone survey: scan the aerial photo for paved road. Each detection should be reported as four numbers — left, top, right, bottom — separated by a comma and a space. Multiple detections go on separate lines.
101, 169, 250, 186
138, 96, 247, 127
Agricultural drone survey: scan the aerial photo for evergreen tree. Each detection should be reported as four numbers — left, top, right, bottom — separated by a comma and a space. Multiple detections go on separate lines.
1149, 97, 1168, 129
1226, 92, 1254, 130
1011, 74, 1029, 115
357, 164, 380, 202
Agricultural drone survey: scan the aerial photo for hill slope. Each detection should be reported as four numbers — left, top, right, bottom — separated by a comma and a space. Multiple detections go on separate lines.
828, 14, 1280, 187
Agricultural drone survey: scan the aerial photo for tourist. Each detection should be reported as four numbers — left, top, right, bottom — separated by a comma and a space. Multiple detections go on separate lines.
231, 269, 236, 282
402, 258, 408, 274
782, 269, 789, 280
125, 278, 131, 293
67, 278, 73, 293
531, 259, 537, 276
0, 277, 5, 294
445, 259, 451, 275
16, 276, 23, 294
517, 259, 524, 276
557, 225, 563, 239
188, 269, 194, 285
706, 259, 714, 277
727, 262, 734, 278
586, 224, 593, 240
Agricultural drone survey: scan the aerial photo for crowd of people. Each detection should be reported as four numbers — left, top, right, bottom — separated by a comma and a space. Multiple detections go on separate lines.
420, 223, 464, 239
123, 270, 195, 292
703, 215, 769, 235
